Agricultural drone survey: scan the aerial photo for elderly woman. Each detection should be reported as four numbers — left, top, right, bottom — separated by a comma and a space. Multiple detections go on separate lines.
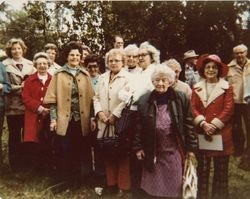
93, 48, 132, 197
191, 54, 234, 199
3, 38, 36, 171
22, 52, 52, 170
0, 62, 11, 165
133, 64, 197, 198
44, 43, 61, 75
44, 41, 94, 187
124, 44, 142, 74
133, 42, 160, 101
163, 58, 192, 98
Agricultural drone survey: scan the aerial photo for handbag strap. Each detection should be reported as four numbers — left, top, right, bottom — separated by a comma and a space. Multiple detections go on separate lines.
126, 95, 134, 108
102, 124, 111, 138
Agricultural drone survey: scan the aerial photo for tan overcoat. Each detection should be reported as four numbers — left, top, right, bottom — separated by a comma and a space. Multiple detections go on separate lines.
43, 68, 94, 136
227, 58, 250, 104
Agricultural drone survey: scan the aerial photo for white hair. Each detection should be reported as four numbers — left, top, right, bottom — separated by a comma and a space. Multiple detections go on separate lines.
105, 48, 126, 68
139, 41, 160, 64
124, 44, 139, 54
162, 58, 182, 72
151, 64, 175, 84
233, 44, 248, 53
33, 52, 51, 67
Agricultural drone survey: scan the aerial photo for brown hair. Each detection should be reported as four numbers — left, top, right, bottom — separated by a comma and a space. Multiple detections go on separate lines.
44, 43, 59, 56
5, 38, 27, 58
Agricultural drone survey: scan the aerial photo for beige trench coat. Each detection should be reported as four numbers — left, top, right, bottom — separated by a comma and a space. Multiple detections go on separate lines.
227, 58, 250, 104
93, 68, 132, 138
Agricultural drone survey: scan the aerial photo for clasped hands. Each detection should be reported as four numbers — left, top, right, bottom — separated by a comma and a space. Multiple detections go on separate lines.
201, 121, 217, 136
97, 111, 117, 125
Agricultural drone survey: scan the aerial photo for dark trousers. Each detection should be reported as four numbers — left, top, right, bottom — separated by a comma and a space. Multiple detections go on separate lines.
6, 115, 24, 171
197, 155, 229, 199
233, 104, 250, 156
0, 108, 5, 165
54, 120, 91, 184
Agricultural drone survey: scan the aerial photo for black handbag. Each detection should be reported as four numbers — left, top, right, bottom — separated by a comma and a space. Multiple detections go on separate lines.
96, 124, 119, 157
115, 96, 134, 137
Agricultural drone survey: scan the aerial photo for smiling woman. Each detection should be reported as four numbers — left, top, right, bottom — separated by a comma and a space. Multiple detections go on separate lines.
43, 41, 94, 188
3, 38, 36, 171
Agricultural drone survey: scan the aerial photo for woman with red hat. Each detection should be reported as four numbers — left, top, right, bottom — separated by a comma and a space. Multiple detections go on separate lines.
191, 54, 234, 199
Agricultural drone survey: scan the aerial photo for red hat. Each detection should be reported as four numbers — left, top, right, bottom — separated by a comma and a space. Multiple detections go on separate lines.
196, 54, 228, 77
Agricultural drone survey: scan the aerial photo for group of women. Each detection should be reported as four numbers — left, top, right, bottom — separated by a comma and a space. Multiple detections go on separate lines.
0, 37, 236, 199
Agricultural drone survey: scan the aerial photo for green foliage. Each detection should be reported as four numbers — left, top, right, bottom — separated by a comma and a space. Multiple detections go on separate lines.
0, 1, 250, 62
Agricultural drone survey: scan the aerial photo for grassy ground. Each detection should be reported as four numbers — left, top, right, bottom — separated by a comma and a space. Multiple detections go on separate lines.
1, 125, 250, 199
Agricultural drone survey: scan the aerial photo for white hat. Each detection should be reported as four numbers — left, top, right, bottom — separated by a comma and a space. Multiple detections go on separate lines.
183, 50, 199, 60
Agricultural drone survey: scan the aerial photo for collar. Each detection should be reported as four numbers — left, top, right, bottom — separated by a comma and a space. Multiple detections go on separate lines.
193, 78, 229, 107
148, 87, 176, 104
57, 64, 90, 77
228, 58, 250, 68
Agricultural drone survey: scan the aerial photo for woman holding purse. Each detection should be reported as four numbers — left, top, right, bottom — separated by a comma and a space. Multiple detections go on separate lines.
191, 54, 234, 199
93, 48, 133, 197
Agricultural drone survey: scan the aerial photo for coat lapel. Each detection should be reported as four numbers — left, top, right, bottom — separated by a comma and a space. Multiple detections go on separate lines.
194, 78, 229, 108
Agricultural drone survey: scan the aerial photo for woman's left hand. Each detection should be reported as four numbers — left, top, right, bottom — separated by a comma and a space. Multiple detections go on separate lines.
108, 114, 117, 125
90, 118, 97, 132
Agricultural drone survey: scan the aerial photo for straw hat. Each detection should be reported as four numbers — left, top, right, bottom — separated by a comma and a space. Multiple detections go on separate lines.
183, 50, 199, 60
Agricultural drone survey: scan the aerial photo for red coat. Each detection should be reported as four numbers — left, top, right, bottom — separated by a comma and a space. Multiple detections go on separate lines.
22, 72, 52, 142
191, 78, 234, 156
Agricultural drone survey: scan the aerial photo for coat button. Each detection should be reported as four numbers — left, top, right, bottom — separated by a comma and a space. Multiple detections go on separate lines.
78, 79, 80, 82
81, 111, 83, 114
109, 98, 111, 100
109, 87, 112, 89
66, 114, 69, 117
67, 99, 70, 101
40, 97, 43, 101
79, 94, 82, 97
41, 87, 44, 91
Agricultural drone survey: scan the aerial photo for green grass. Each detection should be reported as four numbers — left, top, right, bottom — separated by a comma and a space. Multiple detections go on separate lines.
1, 124, 250, 199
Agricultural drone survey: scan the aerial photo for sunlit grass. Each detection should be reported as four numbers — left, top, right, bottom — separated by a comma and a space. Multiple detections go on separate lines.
1, 122, 250, 199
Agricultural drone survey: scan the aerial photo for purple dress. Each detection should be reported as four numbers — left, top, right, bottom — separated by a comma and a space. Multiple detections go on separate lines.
141, 104, 182, 197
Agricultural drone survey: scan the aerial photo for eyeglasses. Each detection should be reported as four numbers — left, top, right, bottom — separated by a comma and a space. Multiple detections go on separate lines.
127, 55, 138, 58
108, 59, 122, 63
138, 53, 150, 57
204, 65, 218, 70
154, 78, 169, 83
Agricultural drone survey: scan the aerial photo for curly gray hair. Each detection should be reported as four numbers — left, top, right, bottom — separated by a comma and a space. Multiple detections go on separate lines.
151, 64, 176, 84
139, 41, 160, 64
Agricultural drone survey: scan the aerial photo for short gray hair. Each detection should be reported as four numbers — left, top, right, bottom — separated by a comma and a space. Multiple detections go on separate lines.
33, 52, 51, 68
163, 59, 182, 72
233, 44, 248, 53
151, 64, 175, 84
105, 48, 126, 67
139, 41, 160, 64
